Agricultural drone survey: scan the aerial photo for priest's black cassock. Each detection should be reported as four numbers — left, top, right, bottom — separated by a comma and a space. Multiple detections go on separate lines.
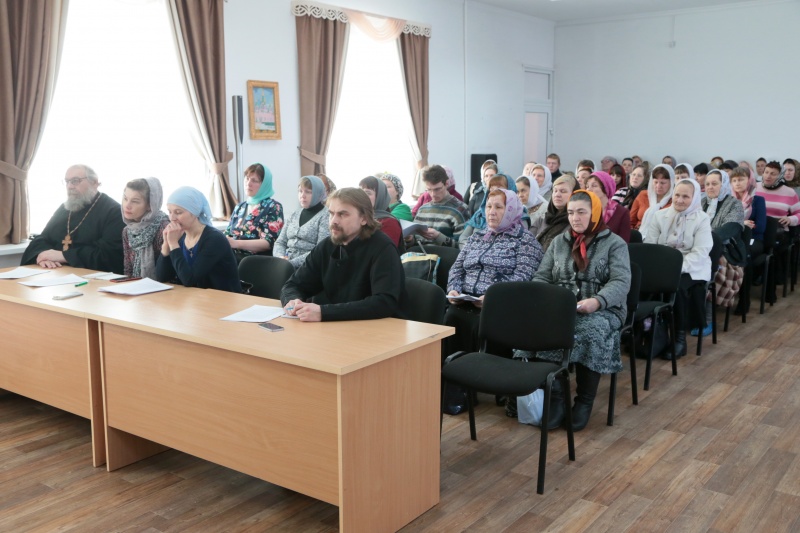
21, 192, 126, 273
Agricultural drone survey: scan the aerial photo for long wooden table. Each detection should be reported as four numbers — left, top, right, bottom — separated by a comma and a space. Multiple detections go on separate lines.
0, 266, 452, 532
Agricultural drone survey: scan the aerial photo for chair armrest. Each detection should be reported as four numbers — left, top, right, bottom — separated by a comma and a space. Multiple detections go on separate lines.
443, 351, 468, 365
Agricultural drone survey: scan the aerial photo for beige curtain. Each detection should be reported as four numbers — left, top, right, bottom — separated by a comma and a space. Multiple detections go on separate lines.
295, 13, 348, 176
166, 0, 236, 218
343, 10, 404, 42
0, 0, 69, 244
399, 32, 430, 198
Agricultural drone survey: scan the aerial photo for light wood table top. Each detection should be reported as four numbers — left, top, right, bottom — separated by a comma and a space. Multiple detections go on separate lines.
0, 266, 453, 375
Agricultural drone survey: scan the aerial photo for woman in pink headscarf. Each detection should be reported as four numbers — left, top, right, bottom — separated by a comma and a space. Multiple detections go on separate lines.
584, 171, 631, 242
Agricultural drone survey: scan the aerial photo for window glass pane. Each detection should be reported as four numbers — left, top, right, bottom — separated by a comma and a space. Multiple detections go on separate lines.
27, 0, 204, 233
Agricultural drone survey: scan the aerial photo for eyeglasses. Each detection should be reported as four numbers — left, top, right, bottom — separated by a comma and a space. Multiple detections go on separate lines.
64, 177, 87, 186
425, 185, 445, 194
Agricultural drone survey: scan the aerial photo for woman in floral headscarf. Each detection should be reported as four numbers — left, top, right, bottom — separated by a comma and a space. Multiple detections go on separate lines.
585, 171, 631, 242
376, 172, 413, 221
224, 163, 284, 262
444, 189, 543, 365
516, 189, 631, 431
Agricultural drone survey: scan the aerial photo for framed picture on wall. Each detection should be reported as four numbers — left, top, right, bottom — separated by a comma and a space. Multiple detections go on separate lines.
247, 80, 282, 140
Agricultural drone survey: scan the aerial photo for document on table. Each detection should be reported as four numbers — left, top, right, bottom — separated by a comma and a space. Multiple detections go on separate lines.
0, 267, 50, 279
220, 305, 285, 322
19, 273, 85, 287
447, 293, 481, 302
98, 277, 174, 296
82, 272, 127, 280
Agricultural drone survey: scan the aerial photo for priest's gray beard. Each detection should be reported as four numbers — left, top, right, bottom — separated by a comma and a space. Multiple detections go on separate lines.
64, 188, 97, 212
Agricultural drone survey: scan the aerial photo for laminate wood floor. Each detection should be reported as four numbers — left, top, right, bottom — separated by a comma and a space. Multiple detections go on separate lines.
1, 295, 798, 532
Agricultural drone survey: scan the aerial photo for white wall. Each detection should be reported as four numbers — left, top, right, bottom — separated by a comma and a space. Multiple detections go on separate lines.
465, 2, 554, 179
553, 0, 800, 171
224, 0, 554, 208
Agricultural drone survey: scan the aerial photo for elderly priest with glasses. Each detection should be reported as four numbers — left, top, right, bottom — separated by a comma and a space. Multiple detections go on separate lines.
21, 164, 125, 273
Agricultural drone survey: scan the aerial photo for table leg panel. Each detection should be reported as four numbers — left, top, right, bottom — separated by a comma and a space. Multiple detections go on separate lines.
101, 324, 340, 504
338, 342, 440, 533
0, 300, 90, 418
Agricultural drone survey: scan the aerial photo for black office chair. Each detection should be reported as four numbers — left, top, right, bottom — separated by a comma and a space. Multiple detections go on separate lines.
238, 255, 295, 300
629, 229, 643, 244
750, 217, 779, 314
441, 282, 576, 494
404, 278, 446, 325
609, 262, 641, 426
409, 244, 461, 292
697, 232, 724, 356
628, 243, 683, 391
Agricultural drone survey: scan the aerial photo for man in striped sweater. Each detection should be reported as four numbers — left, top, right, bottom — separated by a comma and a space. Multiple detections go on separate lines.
756, 161, 800, 229
411, 164, 469, 248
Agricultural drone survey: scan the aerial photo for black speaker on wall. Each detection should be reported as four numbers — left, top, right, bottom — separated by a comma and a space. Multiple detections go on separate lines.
470, 154, 498, 184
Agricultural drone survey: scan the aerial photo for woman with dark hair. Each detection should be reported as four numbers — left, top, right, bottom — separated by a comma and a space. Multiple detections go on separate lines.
224, 163, 284, 262
609, 163, 626, 191
632, 164, 675, 234
359, 176, 403, 252
612, 162, 649, 209
517, 190, 630, 431
121, 177, 170, 278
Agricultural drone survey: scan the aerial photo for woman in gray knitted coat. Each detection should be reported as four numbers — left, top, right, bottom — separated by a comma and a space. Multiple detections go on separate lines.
516, 189, 631, 431
273, 176, 331, 269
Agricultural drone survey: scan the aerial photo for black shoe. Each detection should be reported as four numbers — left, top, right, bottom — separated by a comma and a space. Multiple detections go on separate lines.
571, 365, 601, 431
660, 329, 688, 360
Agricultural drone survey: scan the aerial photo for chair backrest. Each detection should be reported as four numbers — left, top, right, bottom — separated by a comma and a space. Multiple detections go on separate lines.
763, 217, 779, 255
709, 231, 724, 273
409, 244, 461, 291
626, 262, 641, 325
629, 229, 643, 243
238, 255, 295, 300
478, 282, 576, 353
627, 243, 683, 295
403, 278, 446, 325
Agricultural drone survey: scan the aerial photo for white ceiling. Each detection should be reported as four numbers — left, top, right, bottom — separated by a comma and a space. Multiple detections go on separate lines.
476, 0, 764, 23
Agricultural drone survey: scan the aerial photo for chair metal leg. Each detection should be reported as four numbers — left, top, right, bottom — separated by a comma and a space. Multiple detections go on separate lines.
537, 377, 553, 495
629, 331, 638, 405
644, 326, 653, 391
669, 310, 678, 375
607, 373, 617, 426
760, 256, 770, 314
563, 373, 575, 462
724, 304, 730, 332
711, 287, 718, 345
467, 389, 477, 441
783, 246, 791, 298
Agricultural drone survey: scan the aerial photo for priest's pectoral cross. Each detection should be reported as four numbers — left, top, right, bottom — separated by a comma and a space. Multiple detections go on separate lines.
62, 234, 72, 251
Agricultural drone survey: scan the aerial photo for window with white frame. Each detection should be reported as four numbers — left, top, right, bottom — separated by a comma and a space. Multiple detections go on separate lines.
27, 0, 204, 233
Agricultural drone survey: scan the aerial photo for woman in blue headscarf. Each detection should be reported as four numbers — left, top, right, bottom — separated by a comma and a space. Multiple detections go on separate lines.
224, 163, 284, 262
156, 186, 241, 292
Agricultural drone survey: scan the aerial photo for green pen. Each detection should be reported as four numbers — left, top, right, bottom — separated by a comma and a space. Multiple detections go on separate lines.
75, 281, 88, 287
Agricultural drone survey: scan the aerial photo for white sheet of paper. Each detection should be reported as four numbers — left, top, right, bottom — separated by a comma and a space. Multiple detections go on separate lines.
220, 305, 285, 322
19, 273, 86, 287
97, 277, 174, 296
82, 272, 127, 280
448, 293, 481, 302
0, 267, 50, 279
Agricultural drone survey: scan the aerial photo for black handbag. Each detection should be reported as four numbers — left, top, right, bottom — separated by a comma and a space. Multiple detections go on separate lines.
401, 242, 440, 283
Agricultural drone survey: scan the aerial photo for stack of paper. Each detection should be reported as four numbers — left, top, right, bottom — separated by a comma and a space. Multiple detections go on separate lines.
98, 278, 173, 296
0, 267, 49, 280
83, 272, 127, 280
220, 305, 285, 322
19, 274, 85, 287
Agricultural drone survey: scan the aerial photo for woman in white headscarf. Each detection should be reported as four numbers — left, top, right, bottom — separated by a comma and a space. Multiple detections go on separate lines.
634, 164, 675, 236
647, 179, 713, 358
274, 176, 331, 269
515, 174, 546, 214
530, 163, 553, 201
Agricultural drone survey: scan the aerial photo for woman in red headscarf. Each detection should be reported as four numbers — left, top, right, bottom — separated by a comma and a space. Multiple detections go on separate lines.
515, 189, 631, 431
